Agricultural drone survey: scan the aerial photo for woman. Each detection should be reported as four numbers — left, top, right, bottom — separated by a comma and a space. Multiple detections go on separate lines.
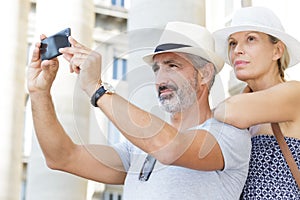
213, 6, 300, 199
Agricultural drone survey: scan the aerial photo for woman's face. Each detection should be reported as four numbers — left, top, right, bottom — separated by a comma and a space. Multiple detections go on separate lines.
228, 31, 280, 82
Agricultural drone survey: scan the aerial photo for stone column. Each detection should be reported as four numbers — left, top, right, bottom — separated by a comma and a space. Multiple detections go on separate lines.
0, 0, 30, 199
128, 0, 205, 30
25, 0, 94, 199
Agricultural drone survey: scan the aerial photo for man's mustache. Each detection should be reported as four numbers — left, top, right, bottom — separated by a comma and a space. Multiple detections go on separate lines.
158, 84, 178, 97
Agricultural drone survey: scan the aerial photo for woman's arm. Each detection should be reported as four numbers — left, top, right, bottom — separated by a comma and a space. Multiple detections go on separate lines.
214, 81, 300, 129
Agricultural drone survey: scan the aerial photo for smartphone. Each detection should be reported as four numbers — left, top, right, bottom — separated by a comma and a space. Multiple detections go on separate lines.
40, 28, 71, 60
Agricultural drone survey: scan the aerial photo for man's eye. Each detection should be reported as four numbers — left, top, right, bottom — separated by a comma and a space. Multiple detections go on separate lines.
169, 64, 178, 68
152, 66, 159, 72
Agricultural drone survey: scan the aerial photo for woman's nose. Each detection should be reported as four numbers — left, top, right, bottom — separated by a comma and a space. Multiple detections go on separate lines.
234, 43, 245, 55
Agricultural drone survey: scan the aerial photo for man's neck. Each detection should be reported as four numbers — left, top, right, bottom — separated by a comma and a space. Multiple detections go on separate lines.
171, 97, 212, 131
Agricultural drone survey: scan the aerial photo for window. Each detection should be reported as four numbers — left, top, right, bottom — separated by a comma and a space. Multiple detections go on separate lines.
111, 0, 125, 7
104, 191, 123, 200
113, 57, 127, 81
21, 178, 27, 200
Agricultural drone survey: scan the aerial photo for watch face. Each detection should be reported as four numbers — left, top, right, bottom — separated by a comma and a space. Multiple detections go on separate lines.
102, 82, 115, 94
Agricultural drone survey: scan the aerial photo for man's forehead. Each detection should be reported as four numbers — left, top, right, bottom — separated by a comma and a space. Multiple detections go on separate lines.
153, 52, 188, 63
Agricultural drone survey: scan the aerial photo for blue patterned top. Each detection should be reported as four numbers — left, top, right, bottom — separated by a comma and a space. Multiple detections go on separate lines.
241, 135, 300, 199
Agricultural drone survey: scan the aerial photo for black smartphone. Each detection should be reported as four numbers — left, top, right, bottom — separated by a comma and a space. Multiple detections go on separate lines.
40, 28, 71, 60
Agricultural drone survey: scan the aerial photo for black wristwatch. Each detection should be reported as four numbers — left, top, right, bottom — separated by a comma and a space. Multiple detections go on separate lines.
90, 82, 115, 107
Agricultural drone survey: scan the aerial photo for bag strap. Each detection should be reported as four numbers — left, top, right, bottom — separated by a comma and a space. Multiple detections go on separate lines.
271, 123, 300, 189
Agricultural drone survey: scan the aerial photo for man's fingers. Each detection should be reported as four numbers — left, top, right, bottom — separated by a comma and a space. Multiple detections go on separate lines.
61, 53, 73, 62
69, 36, 83, 48
31, 42, 41, 62
70, 57, 86, 72
60, 37, 91, 57
40, 34, 47, 40
59, 46, 90, 56
41, 59, 59, 73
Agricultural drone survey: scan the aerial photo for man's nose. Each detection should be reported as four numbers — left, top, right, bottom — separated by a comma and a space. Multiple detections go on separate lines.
155, 68, 169, 86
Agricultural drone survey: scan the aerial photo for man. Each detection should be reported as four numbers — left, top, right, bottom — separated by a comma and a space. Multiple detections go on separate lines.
27, 22, 251, 199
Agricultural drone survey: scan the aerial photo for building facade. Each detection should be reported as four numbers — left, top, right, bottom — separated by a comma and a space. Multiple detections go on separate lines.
1, 0, 300, 199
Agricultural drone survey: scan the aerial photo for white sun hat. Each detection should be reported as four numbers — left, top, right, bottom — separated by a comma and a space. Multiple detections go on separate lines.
213, 6, 300, 68
143, 21, 224, 73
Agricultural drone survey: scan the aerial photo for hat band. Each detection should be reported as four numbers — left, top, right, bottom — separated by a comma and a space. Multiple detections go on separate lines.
154, 43, 191, 52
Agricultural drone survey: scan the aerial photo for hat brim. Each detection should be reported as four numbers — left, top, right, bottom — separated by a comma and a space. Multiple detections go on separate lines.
143, 47, 224, 73
213, 25, 300, 67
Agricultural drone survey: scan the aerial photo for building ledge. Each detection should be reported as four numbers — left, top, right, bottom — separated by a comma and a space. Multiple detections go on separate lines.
95, 4, 128, 19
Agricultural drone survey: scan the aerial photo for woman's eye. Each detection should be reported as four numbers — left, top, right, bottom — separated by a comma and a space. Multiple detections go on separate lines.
229, 41, 236, 47
248, 36, 255, 41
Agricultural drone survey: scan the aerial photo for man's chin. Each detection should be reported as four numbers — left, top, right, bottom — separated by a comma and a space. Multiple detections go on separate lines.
159, 102, 180, 114
159, 93, 173, 101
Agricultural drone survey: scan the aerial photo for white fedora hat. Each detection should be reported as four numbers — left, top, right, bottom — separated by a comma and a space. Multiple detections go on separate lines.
213, 6, 300, 68
143, 21, 224, 73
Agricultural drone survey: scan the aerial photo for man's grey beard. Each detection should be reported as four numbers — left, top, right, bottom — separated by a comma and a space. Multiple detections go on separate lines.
158, 74, 198, 114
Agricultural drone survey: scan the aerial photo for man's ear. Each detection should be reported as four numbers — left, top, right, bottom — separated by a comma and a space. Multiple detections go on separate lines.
200, 63, 214, 85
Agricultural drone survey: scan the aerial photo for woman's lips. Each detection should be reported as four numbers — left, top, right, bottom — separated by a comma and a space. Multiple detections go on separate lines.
234, 60, 249, 68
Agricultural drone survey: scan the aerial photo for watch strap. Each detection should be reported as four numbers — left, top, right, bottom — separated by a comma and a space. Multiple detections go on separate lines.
90, 86, 107, 107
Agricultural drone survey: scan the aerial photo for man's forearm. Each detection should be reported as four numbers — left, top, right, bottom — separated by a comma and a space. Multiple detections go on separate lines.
95, 93, 224, 170
98, 93, 171, 144
96, 93, 190, 163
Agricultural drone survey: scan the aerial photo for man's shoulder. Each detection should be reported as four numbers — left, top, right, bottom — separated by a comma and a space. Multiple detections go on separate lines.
197, 118, 249, 134
201, 119, 251, 171
191, 118, 251, 147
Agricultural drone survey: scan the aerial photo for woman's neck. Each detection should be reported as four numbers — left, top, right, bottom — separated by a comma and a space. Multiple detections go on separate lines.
246, 75, 284, 91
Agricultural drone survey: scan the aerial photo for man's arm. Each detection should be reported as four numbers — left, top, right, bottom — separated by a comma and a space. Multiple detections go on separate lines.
27, 40, 126, 184
96, 91, 241, 171
96, 91, 251, 172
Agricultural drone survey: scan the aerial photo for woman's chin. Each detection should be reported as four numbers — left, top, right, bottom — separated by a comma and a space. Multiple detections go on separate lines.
235, 73, 250, 82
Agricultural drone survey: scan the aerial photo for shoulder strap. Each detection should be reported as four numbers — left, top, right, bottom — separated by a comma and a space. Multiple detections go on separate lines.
271, 123, 300, 189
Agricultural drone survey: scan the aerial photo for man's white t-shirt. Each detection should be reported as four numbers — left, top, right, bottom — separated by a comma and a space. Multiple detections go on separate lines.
113, 118, 251, 200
